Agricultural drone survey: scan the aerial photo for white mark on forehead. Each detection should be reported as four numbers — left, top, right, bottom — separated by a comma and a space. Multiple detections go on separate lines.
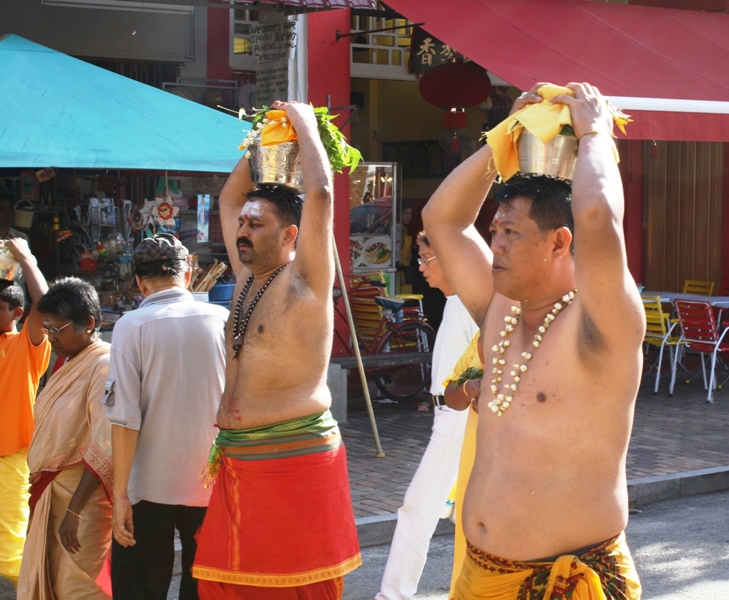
493, 207, 508, 224
240, 200, 266, 220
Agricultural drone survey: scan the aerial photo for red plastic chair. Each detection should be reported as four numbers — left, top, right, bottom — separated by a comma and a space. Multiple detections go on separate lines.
670, 300, 729, 403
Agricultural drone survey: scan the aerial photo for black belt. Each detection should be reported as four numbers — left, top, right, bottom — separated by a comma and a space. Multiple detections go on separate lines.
431, 394, 445, 407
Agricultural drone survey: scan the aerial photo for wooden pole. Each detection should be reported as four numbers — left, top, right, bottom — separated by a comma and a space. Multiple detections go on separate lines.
332, 234, 385, 458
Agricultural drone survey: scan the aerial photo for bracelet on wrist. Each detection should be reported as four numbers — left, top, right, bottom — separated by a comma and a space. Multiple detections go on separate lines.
66, 507, 83, 520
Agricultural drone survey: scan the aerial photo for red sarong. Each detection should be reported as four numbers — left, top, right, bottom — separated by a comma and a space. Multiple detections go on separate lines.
193, 439, 361, 593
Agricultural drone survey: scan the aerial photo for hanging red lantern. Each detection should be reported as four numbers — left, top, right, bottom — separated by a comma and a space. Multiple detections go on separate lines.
419, 62, 492, 109
419, 62, 492, 155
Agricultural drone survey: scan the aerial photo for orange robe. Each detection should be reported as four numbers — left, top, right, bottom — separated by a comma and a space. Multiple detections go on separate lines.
0, 326, 50, 585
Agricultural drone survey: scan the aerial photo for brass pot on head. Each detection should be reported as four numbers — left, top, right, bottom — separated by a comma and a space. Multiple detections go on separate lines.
247, 139, 305, 194
517, 130, 578, 181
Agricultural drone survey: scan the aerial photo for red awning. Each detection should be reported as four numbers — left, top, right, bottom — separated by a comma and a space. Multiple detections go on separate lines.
237, 0, 375, 8
385, 0, 729, 141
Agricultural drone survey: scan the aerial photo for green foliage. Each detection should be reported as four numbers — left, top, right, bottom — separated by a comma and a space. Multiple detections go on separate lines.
312, 106, 362, 173
559, 124, 576, 137
454, 367, 484, 388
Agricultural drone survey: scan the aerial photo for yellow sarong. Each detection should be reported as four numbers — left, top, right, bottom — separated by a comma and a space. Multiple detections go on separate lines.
0, 450, 30, 587
452, 532, 641, 600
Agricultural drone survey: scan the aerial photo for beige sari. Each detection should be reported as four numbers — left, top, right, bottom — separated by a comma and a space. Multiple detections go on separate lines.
17, 341, 113, 600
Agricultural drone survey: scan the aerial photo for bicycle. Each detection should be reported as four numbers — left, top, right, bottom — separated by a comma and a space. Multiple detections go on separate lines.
333, 274, 436, 400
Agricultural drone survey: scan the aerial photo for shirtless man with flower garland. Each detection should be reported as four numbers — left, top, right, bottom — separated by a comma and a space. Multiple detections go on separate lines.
192, 101, 360, 600
422, 83, 644, 599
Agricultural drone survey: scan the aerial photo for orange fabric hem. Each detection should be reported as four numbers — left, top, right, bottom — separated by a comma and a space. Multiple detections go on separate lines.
198, 576, 344, 599
192, 553, 362, 587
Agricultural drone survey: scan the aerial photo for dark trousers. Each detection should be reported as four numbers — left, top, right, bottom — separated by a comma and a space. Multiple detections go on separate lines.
112, 500, 207, 600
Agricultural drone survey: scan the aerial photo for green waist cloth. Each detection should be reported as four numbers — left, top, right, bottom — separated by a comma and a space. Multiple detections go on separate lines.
206, 410, 340, 466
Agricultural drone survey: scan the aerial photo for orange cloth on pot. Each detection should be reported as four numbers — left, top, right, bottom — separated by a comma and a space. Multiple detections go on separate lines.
260, 109, 298, 146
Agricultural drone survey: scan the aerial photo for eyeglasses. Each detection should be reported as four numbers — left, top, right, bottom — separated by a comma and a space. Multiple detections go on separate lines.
417, 255, 437, 266
42, 321, 72, 336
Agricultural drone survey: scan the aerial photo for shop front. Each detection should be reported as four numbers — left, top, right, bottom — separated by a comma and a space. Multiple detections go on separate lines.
0, 34, 249, 323
382, 0, 729, 290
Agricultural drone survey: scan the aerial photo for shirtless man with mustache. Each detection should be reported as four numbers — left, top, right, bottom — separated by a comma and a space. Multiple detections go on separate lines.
192, 101, 361, 600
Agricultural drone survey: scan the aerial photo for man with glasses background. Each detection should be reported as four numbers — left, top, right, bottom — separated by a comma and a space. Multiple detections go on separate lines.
376, 231, 478, 600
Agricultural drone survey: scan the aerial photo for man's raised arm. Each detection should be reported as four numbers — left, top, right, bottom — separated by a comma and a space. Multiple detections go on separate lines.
6, 238, 48, 346
421, 144, 498, 325
219, 156, 254, 279
280, 101, 335, 298
551, 83, 644, 348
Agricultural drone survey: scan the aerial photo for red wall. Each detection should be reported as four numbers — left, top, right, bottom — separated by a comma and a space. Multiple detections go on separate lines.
722, 144, 729, 292
207, 2, 232, 81
308, 9, 352, 355
307, 9, 352, 266
619, 139, 646, 285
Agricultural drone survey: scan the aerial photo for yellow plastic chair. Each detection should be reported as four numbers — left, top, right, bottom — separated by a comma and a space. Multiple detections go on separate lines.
683, 280, 715, 296
642, 295, 683, 393
348, 272, 387, 346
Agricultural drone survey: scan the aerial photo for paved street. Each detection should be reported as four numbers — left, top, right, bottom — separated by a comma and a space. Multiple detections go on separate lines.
3, 490, 724, 600
342, 490, 729, 600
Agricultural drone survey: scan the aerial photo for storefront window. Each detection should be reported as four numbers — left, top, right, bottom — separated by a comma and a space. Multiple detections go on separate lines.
349, 162, 400, 294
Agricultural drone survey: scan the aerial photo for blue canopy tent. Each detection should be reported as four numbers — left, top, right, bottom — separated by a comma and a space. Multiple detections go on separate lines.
0, 34, 249, 172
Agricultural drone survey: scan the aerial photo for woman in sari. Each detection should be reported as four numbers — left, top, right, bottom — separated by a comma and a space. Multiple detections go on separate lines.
17, 277, 113, 599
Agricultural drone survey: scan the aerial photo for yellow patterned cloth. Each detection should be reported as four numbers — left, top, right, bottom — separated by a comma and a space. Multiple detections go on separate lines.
485, 85, 622, 181
451, 532, 641, 600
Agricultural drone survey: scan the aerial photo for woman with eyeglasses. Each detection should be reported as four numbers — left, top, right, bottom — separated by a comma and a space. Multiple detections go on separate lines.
18, 277, 113, 599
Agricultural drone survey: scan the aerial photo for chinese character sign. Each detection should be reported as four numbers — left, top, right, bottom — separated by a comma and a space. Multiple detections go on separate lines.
409, 26, 467, 75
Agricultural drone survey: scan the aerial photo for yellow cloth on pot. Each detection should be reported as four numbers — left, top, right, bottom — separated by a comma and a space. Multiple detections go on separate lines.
260, 109, 298, 146
485, 85, 621, 182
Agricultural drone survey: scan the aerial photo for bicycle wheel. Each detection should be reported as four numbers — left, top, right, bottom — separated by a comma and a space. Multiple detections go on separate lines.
371, 321, 436, 400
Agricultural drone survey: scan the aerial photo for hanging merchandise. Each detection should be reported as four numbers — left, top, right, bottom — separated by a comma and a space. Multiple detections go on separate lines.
152, 195, 180, 235
156, 176, 188, 210
131, 198, 159, 237
197, 194, 210, 243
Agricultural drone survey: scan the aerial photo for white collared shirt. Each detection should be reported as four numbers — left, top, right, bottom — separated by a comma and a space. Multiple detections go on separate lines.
106, 288, 228, 506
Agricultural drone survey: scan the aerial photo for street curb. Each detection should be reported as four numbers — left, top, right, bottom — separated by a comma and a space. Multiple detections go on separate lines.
354, 466, 729, 548
356, 513, 455, 549
627, 465, 729, 507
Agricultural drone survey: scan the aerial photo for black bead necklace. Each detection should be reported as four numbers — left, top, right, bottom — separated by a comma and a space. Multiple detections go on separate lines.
231, 263, 289, 359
